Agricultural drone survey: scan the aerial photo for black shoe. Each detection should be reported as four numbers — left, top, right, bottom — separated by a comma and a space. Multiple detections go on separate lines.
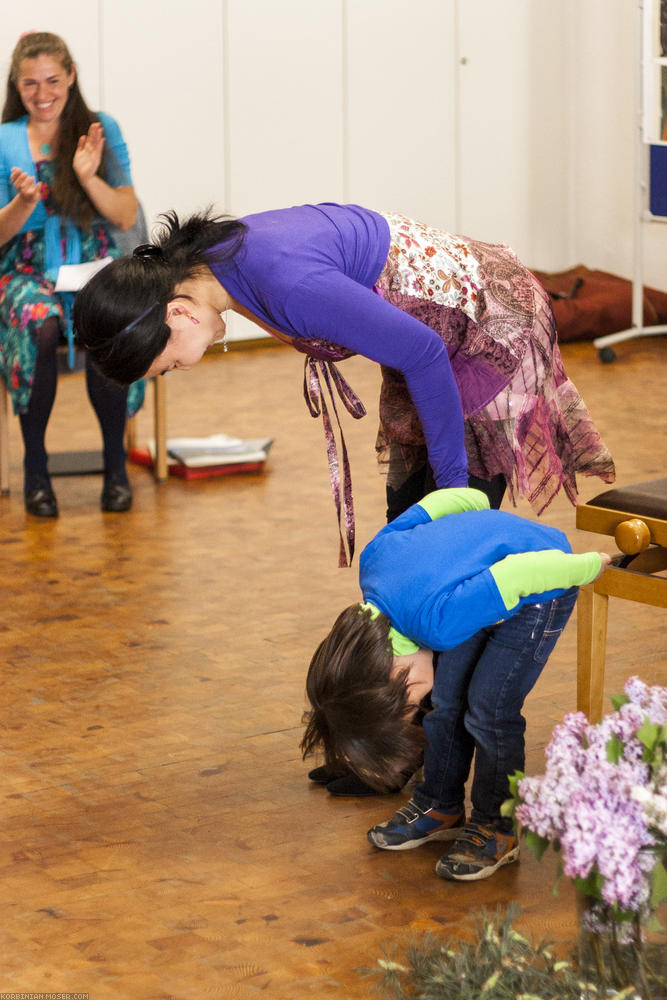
326, 772, 390, 797
24, 480, 58, 518
326, 757, 423, 797
326, 771, 414, 798
308, 761, 419, 797
308, 765, 336, 785
308, 765, 389, 796
101, 478, 132, 512
308, 765, 387, 795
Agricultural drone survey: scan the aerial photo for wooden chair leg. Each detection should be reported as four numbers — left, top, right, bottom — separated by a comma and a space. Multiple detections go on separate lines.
153, 376, 168, 482
124, 380, 167, 482
0, 379, 10, 495
125, 413, 137, 453
576, 583, 609, 723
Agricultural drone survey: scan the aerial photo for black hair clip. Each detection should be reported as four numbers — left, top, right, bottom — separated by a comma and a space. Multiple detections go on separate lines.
133, 243, 163, 260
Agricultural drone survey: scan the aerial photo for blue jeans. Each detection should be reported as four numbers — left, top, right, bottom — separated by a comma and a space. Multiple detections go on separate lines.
413, 588, 578, 830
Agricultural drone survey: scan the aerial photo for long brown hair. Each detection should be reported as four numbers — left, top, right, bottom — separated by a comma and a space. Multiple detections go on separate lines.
301, 605, 425, 791
3, 31, 109, 230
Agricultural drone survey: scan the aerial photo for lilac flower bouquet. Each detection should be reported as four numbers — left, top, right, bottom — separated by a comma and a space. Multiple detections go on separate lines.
503, 677, 666, 995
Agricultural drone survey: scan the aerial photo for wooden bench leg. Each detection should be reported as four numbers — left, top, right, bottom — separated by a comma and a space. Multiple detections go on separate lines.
576, 583, 609, 723
0, 380, 10, 495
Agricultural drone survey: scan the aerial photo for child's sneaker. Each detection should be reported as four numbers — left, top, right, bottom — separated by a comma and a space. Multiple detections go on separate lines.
367, 797, 465, 851
435, 822, 519, 880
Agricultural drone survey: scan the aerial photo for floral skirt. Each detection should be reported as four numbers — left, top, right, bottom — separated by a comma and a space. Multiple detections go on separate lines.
374, 212, 615, 513
0, 226, 143, 417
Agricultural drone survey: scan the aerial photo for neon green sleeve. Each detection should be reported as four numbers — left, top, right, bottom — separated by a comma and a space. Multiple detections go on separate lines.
489, 550, 602, 611
359, 602, 419, 655
418, 487, 490, 521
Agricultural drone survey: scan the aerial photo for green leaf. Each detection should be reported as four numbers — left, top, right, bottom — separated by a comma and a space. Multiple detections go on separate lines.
502, 772, 524, 822
506, 770, 525, 799
612, 901, 636, 923
500, 796, 515, 819
552, 860, 564, 897
637, 720, 660, 752
606, 732, 624, 763
378, 958, 408, 972
523, 829, 550, 862
650, 858, 667, 907
610, 693, 630, 711
574, 869, 604, 899
481, 970, 501, 992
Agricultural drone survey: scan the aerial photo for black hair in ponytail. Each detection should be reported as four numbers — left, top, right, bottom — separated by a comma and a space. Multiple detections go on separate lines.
73, 208, 246, 385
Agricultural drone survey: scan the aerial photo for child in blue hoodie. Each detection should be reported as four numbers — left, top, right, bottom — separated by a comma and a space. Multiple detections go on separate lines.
302, 487, 609, 881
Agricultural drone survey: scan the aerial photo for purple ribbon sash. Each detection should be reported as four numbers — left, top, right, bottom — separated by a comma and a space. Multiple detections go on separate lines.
302, 356, 366, 567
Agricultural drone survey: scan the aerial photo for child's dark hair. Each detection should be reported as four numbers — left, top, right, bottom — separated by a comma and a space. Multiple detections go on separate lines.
73, 208, 246, 384
301, 604, 425, 792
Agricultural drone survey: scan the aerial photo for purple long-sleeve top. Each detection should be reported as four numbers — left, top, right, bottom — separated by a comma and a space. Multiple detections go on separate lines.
208, 202, 468, 488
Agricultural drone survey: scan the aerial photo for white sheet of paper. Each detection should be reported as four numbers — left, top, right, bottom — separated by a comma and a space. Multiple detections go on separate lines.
54, 257, 114, 292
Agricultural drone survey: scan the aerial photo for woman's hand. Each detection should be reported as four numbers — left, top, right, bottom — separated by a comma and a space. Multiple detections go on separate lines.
10, 167, 42, 210
73, 121, 105, 185
71, 121, 138, 229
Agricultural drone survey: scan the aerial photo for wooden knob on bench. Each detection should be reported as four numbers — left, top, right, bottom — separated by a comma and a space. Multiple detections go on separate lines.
614, 518, 651, 554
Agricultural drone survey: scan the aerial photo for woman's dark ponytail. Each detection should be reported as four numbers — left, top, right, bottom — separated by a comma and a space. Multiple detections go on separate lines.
74, 207, 246, 385
152, 208, 247, 283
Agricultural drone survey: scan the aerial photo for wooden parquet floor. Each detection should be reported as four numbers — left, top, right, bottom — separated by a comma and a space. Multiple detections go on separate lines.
1, 335, 665, 999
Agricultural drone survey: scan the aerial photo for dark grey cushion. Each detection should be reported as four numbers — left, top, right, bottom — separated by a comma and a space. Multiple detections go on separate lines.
588, 478, 667, 520
109, 202, 149, 257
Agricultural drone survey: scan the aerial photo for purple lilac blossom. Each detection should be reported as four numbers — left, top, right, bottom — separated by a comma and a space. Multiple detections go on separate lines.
625, 675, 667, 723
580, 901, 642, 943
633, 763, 667, 837
516, 677, 666, 913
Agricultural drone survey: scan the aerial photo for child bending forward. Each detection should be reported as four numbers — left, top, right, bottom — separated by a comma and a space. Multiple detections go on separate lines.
302, 488, 610, 881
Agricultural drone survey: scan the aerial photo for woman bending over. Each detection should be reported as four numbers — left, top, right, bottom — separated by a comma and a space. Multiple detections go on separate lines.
74, 203, 615, 554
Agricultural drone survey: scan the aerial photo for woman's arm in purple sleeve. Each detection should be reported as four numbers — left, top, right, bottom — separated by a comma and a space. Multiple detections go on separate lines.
284, 270, 469, 488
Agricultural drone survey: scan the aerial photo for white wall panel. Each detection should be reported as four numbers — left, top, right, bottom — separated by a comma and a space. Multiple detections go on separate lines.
223, 0, 345, 340
225, 0, 344, 216
3, 0, 661, 310
568, 0, 667, 293
457, 0, 570, 268
569, 0, 636, 279
345, 0, 457, 231
101, 0, 226, 233
643, 221, 667, 291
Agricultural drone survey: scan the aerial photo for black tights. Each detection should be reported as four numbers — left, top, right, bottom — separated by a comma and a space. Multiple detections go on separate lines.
20, 319, 129, 490
85, 354, 129, 482
386, 464, 506, 523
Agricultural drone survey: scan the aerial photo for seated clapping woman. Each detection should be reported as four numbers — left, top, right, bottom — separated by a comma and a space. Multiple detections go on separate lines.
0, 31, 143, 517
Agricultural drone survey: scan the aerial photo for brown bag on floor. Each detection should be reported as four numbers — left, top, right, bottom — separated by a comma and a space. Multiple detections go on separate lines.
533, 265, 667, 342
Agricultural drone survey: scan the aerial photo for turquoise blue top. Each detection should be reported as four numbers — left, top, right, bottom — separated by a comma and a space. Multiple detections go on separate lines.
0, 112, 132, 273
